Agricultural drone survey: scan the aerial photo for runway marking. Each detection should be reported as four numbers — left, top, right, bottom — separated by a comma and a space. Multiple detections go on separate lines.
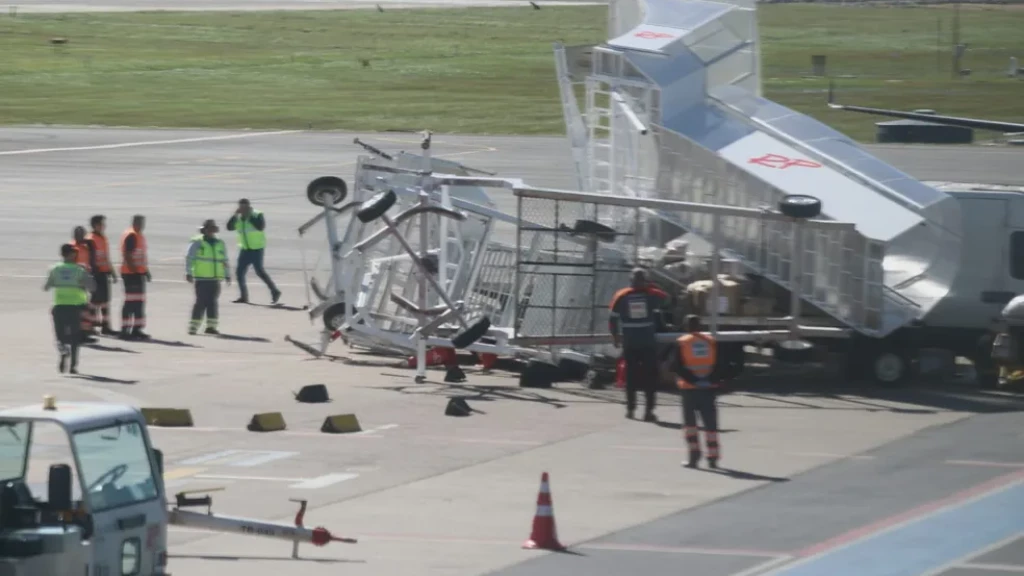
179, 449, 298, 467
920, 533, 1024, 576
578, 542, 787, 558
0, 130, 302, 156
946, 459, 1024, 469
355, 423, 400, 436
610, 444, 875, 460
195, 472, 359, 489
958, 562, 1024, 572
731, 556, 799, 576
163, 467, 206, 481
148, 426, 388, 439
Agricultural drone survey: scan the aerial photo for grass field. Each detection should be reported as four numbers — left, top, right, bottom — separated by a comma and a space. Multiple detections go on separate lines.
0, 4, 1021, 140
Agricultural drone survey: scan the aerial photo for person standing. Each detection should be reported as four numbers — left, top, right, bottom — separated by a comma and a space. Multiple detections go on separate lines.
86, 214, 118, 336
120, 215, 151, 340
186, 219, 231, 335
608, 268, 670, 422
226, 198, 281, 305
71, 226, 98, 343
44, 244, 95, 374
667, 314, 724, 469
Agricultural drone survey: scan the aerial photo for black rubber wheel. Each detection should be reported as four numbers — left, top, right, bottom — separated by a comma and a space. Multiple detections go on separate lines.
775, 339, 815, 363
571, 219, 617, 243
421, 253, 439, 275
451, 317, 491, 349
519, 360, 555, 389
322, 302, 349, 331
357, 189, 397, 223
306, 176, 348, 207
779, 195, 822, 219
869, 349, 910, 387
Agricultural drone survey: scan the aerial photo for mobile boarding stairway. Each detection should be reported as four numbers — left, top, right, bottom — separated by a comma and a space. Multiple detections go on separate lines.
552, 0, 965, 341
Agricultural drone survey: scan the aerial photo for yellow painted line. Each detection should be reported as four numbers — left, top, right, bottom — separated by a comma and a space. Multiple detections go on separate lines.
163, 467, 206, 481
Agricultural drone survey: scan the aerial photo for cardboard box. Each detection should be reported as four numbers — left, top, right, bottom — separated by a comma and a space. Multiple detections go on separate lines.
687, 275, 743, 315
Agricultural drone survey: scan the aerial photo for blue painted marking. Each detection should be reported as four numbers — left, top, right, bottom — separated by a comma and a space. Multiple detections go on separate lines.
770, 481, 1024, 576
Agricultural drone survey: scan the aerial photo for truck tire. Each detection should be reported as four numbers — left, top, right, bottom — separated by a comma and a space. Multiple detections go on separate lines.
356, 189, 397, 223
779, 195, 822, 219
323, 302, 349, 331
451, 317, 491, 349
870, 350, 910, 386
775, 339, 815, 363
520, 360, 555, 388
306, 176, 348, 207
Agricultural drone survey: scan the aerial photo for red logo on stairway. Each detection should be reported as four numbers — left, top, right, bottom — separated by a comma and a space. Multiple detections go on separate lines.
748, 154, 822, 170
634, 31, 675, 40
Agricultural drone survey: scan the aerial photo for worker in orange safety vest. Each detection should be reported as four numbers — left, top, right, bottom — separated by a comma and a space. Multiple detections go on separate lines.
666, 314, 725, 469
120, 215, 151, 340
609, 268, 670, 422
71, 226, 98, 344
86, 214, 118, 336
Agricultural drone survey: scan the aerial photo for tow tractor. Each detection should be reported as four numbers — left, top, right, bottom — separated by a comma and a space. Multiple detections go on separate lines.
0, 397, 356, 575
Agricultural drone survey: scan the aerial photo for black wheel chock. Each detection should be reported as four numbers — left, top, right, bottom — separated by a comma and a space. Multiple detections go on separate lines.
306, 176, 348, 207
356, 189, 398, 223
451, 316, 491, 349
778, 195, 822, 219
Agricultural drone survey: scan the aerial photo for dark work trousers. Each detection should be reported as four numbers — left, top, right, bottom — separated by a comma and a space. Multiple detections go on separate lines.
52, 305, 82, 367
236, 248, 278, 301
682, 388, 720, 462
90, 272, 112, 329
121, 273, 146, 333
190, 280, 221, 331
623, 346, 659, 416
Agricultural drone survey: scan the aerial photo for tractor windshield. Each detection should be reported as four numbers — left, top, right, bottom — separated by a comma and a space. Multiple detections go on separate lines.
72, 420, 159, 512
0, 421, 30, 483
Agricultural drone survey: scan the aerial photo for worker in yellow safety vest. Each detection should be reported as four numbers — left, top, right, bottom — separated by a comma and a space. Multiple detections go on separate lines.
226, 198, 280, 305
44, 243, 96, 374
185, 219, 231, 335
666, 314, 725, 469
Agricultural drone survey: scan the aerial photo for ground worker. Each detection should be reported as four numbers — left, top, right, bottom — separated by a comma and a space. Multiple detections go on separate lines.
120, 215, 151, 340
71, 226, 98, 344
226, 198, 281, 305
186, 219, 231, 335
44, 244, 95, 374
609, 268, 670, 422
667, 314, 724, 469
86, 214, 118, 336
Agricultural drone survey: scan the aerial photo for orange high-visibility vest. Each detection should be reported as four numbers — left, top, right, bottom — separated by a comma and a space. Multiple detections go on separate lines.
676, 333, 718, 389
86, 232, 113, 273
73, 240, 91, 273
120, 229, 148, 275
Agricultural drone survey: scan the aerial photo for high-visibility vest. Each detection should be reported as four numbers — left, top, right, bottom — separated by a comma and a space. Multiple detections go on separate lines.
86, 232, 113, 273
50, 263, 89, 306
676, 333, 718, 389
73, 240, 91, 273
190, 235, 227, 279
120, 229, 148, 274
236, 210, 266, 250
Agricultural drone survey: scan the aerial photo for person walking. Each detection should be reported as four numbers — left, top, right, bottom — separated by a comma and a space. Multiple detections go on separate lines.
71, 226, 98, 343
667, 314, 725, 469
608, 268, 670, 422
44, 244, 95, 374
86, 214, 118, 336
186, 219, 231, 335
226, 198, 281, 305
120, 215, 151, 340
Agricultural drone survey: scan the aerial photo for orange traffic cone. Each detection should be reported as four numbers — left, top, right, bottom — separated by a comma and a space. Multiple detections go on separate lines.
523, 472, 565, 550
615, 357, 626, 389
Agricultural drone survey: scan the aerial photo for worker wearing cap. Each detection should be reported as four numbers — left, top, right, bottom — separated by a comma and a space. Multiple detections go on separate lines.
71, 226, 99, 344
86, 214, 118, 336
609, 268, 670, 422
226, 198, 281, 305
44, 244, 96, 374
667, 314, 724, 469
186, 219, 231, 335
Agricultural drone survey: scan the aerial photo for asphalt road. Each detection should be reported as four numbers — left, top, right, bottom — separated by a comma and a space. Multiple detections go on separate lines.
1, 127, 1022, 576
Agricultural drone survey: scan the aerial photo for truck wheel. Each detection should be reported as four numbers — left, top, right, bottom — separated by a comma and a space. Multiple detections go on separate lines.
451, 317, 491, 349
870, 350, 910, 386
520, 360, 555, 389
779, 195, 822, 219
306, 176, 348, 207
775, 339, 814, 363
356, 189, 397, 223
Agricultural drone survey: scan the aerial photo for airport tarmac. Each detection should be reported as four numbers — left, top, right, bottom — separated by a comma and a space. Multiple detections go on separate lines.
0, 126, 1022, 576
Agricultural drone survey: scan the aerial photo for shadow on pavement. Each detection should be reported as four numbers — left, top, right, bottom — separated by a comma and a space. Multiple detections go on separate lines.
170, 554, 364, 564
130, 337, 201, 348
85, 343, 140, 354
376, 380, 576, 409
695, 467, 790, 482
69, 374, 138, 385
215, 333, 271, 343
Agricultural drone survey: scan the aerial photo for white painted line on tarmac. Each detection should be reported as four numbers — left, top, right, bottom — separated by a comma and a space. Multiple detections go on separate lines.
179, 449, 298, 467
355, 423, 400, 436
945, 460, 1024, 469
197, 474, 296, 482
957, 562, 1024, 573
730, 555, 798, 576
919, 532, 1024, 576
0, 130, 302, 156
611, 445, 875, 460
289, 473, 359, 489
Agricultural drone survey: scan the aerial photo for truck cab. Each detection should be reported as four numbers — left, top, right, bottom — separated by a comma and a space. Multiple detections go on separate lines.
0, 398, 168, 576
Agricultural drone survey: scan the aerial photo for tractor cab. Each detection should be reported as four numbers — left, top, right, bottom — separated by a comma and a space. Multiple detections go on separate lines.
0, 397, 168, 576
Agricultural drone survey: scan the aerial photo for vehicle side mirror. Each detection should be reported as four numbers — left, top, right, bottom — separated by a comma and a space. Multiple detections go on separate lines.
48, 464, 73, 511
153, 449, 163, 476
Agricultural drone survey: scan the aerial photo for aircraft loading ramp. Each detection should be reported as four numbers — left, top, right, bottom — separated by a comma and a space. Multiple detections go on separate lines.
554, 0, 964, 339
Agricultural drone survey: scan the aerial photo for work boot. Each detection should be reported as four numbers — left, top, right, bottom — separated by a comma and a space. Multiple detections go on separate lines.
271, 289, 282, 305
132, 330, 151, 340
707, 458, 718, 469
101, 324, 117, 336
59, 352, 68, 374
69, 365, 78, 375
626, 408, 635, 420
684, 451, 701, 468
444, 365, 466, 383
81, 334, 97, 344
204, 327, 220, 336
643, 410, 657, 423
233, 297, 248, 304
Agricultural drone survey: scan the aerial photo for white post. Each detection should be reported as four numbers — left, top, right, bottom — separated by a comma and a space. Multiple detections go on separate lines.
789, 220, 804, 336
709, 213, 721, 334
440, 184, 452, 294
416, 190, 430, 381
